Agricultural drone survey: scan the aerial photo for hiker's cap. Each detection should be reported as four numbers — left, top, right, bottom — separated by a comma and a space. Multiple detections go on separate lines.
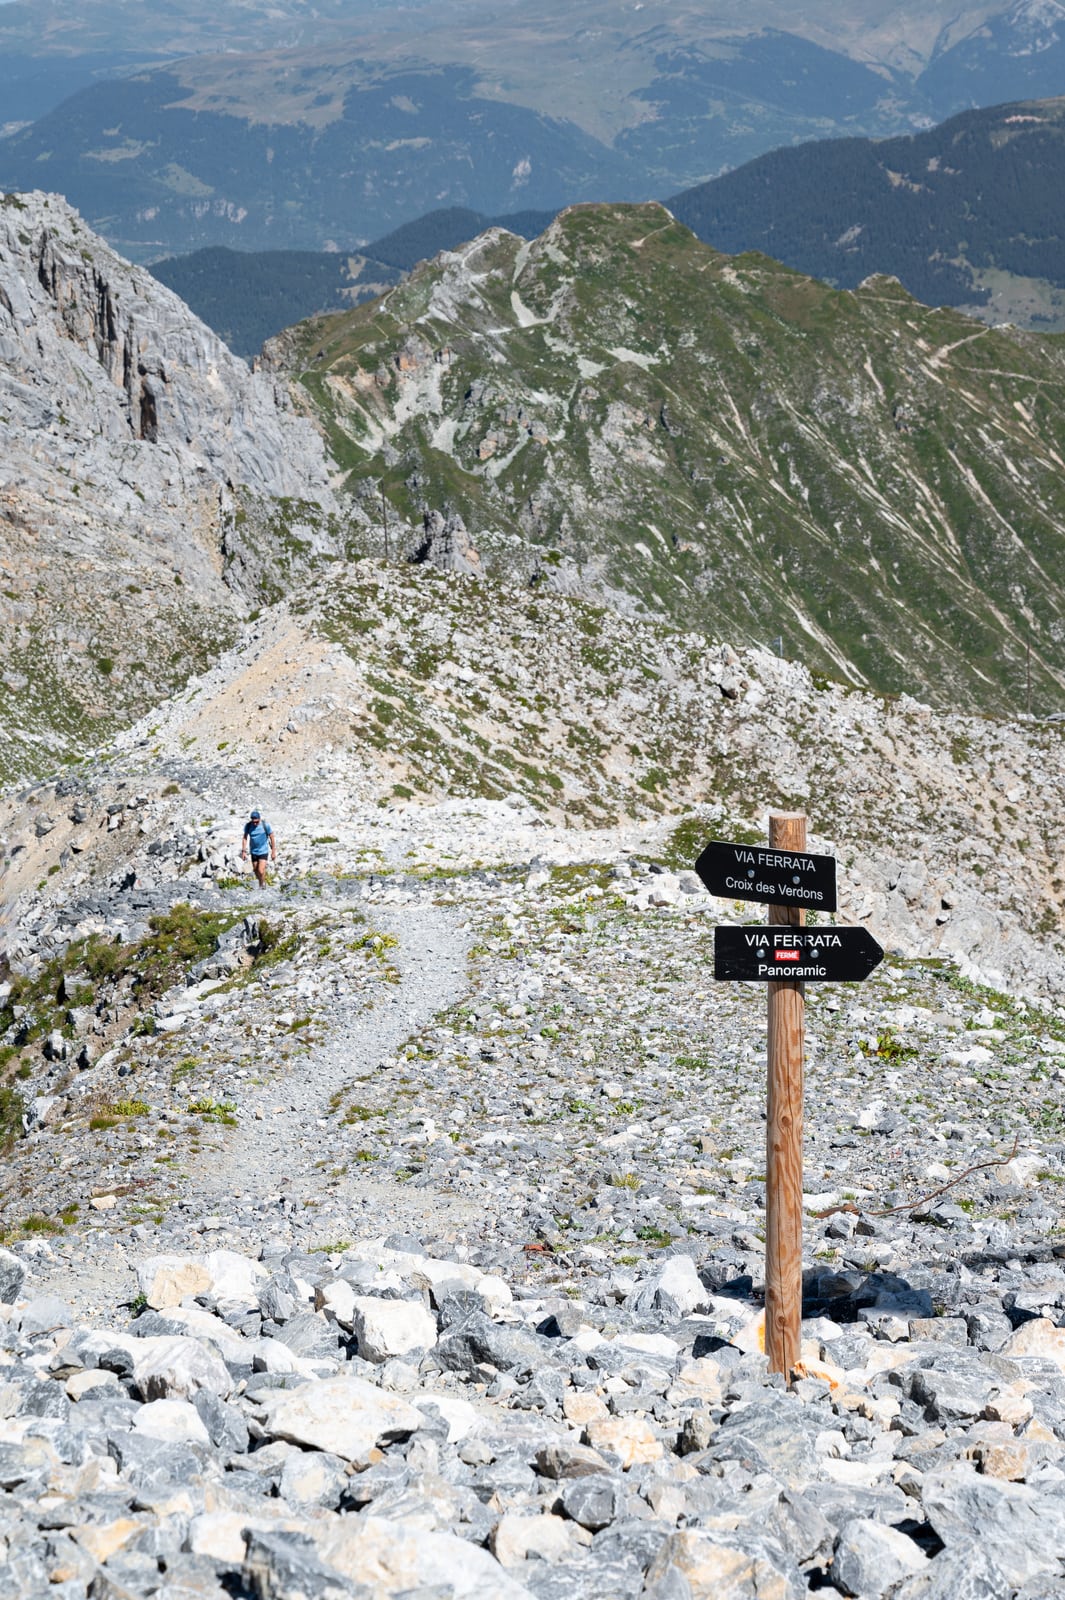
250, 810, 261, 818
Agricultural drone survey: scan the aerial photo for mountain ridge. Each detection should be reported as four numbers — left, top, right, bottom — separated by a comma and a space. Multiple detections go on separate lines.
267, 201, 1065, 717
669, 95, 1065, 331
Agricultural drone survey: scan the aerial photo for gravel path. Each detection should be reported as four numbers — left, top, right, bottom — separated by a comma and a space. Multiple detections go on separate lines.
189, 897, 478, 1226
29, 897, 478, 1313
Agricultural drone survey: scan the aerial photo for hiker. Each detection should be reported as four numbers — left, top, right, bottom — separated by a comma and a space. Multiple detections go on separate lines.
241, 808, 277, 888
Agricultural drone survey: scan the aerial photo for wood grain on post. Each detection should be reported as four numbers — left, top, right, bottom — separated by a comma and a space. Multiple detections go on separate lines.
765, 811, 806, 1379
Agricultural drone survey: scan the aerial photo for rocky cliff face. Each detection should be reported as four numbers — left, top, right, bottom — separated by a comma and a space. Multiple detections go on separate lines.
0, 191, 345, 782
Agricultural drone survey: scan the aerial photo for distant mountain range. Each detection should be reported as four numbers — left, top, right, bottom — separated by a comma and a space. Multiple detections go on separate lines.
152, 95, 1065, 357
670, 96, 1065, 330
5, 1, 1065, 255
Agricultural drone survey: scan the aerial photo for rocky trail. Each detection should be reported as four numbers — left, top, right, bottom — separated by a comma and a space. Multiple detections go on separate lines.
190, 899, 472, 1219
1, 762, 1065, 1596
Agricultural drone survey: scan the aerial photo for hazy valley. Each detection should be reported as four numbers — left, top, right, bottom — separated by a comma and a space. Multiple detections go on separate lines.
5, 2, 1065, 256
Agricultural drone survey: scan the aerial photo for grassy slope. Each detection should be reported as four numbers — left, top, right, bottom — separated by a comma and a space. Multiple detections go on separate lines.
280, 202, 1065, 715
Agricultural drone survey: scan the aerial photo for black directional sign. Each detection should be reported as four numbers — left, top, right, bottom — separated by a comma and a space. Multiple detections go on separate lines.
696, 839, 837, 912
714, 925, 884, 983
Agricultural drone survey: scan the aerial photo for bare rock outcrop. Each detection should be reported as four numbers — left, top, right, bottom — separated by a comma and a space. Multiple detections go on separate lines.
0, 191, 343, 781
409, 509, 482, 576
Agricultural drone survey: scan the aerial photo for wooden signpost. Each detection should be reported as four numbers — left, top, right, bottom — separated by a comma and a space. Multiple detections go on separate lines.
700, 814, 884, 1379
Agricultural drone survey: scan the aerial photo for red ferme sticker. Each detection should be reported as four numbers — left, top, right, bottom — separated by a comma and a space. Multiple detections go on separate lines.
775, 949, 802, 962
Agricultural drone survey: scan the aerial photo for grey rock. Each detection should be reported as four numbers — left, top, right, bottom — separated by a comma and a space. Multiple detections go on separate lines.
0, 1241, 26, 1305
641, 1527, 804, 1599
192, 1389, 249, 1454
132, 1334, 233, 1401
592, 1520, 672, 1575
0, 193, 343, 772
15, 1379, 70, 1421
965, 1306, 1013, 1352
536, 1440, 612, 1479
629, 1255, 709, 1319
887, 1541, 1017, 1599
273, 1311, 344, 1361
258, 1275, 300, 1324
242, 1530, 358, 1600
435, 1310, 548, 1376
908, 1365, 995, 1423
922, 1465, 1065, 1585
766, 1489, 834, 1570
830, 1518, 927, 1596
700, 1400, 821, 1489
559, 1475, 624, 1531
804, 1483, 909, 1531
409, 510, 482, 578
107, 1433, 206, 1496
18, 1296, 73, 1335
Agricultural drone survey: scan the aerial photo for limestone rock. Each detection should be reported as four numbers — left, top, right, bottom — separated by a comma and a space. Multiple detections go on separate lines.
642, 1528, 803, 1599
257, 1375, 422, 1463
585, 1415, 663, 1468
1001, 1317, 1065, 1374
350, 1296, 438, 1363
830, 1518, 927, 1596
132, 1397, 212, 1446
131, 1335, 234, 1402
136, 1255, 213, 1310
314, 1515, 534, 1598
492, 1511, 583, 1567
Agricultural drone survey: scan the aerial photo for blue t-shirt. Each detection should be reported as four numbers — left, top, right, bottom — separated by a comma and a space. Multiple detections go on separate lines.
244, 819, 273, 856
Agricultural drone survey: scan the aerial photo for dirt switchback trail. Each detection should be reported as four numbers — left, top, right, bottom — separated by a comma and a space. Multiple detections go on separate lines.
190, 898, 479, 1235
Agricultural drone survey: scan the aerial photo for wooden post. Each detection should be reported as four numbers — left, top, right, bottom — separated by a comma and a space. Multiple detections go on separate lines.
765, 811, 806, 1379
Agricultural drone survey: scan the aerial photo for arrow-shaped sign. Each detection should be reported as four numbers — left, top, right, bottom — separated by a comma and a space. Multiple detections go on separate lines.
714, 925, 884, 983
696, 839, 837, 912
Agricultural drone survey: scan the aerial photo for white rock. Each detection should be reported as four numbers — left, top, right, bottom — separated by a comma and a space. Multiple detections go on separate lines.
492, 1512, 583, 1567
629, 1254, 709, 1317
416, 1393, 481, 1443
203, 1249, 268, 1310
66, 1369, 120, 1402
188, 1511, 312, 1565
156, 1304, 247, 1354
136, 1255, 212, 1310
613, 1331, 681, 1360
132, 1335, 233, 1401
315, 1279, 357, 1328
1001, 1318, 1065, 1374
316, 1516, 533, 1598
351, 1296, 438, 1362
941, 1046, 993, 1067
477, 1274, 513, 1312
133, 1398, 211, 1446
997, 1154, 1044, 1188
257, 1375, 422, 1462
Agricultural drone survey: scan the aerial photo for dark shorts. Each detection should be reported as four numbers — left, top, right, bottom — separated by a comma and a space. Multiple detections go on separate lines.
251, 853, 269, 862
